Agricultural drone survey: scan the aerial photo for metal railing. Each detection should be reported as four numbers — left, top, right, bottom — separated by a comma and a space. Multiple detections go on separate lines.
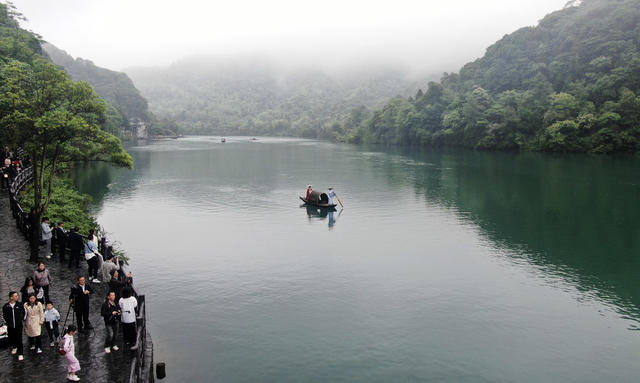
100, 239, 151, 382
7, 166, 152, 382
99, 237, 151, 383
7, 166, 34, 238
128, 295, 148, 383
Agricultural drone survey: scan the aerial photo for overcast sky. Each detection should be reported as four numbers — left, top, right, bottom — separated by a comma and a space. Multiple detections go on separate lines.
12, 0, 568, 72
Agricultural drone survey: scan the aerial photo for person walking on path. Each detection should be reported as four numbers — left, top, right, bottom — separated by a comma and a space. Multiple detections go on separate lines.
101, 291, 120, 353
56, 222, 68, 263
44, 301, 61, 347
84, 233, 102, 283
33, 262, 52, 304
2, 291, 25, 360
69, 276, 93, 333
41, 217, 53, 259
24, 294, 45, 354
61, 324, 81, 381
118, 287, 137, 349
20, 276, 37, 305
67, 227, 84, 269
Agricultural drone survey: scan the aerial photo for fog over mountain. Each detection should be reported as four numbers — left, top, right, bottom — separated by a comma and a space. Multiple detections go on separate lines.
11, 0, 585, 140
125, 54, 434, 137
13, 0, 567, 73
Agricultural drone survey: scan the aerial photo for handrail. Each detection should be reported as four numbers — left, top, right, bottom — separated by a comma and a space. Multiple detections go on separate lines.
128, 296, 147, 383
7, 166, 34, 238
6, 165, 151, 383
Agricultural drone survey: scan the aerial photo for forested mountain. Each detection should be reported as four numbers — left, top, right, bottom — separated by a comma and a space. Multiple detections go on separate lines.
127, 59, 429, 139
360, 0, 640, 153
42, 43, 152, 136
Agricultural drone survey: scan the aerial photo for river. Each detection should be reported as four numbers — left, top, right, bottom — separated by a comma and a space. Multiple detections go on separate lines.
74, 136, 640, 382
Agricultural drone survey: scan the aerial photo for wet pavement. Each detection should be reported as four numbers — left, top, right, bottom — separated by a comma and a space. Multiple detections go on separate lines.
0, 195, 133, 383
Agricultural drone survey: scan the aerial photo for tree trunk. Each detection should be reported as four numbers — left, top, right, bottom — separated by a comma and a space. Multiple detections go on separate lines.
29, 209, 40, 262
29, 153, 41, 262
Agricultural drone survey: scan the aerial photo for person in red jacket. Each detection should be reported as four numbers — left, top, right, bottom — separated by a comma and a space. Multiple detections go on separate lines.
305, 185, 312, 201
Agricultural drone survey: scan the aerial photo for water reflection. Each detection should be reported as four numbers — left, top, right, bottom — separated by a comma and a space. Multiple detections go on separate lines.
74, 138, 640, 382
78, 140, 640, 324
380, 147, 640, 322
302, 204, 335, 219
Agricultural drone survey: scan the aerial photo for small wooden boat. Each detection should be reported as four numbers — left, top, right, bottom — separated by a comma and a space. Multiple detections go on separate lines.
299, 191, 337, 208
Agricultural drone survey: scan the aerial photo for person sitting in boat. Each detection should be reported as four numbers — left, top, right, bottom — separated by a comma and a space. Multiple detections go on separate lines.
306, 185, 313, 201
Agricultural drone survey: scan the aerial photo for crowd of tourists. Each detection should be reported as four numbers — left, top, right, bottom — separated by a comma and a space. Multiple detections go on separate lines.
1, 148, 30, 190
2, 220, 138, 381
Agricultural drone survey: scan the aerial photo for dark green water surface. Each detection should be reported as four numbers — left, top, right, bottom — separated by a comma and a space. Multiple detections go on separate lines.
75, 137, 640, 382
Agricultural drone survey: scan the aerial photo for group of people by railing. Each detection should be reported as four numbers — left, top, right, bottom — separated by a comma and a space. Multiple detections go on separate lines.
2, 156, 149, 382
1, 148, 31, 191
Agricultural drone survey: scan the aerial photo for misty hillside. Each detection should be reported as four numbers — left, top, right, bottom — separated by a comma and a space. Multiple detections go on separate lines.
126, 59, 429, 138
361, 0, 640, 153
43, 43, 152, 133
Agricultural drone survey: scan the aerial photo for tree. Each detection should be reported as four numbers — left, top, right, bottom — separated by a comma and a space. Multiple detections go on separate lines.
0, 58, 133, 260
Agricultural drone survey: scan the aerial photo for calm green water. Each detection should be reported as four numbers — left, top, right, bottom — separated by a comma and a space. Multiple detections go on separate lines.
75, 137, 640, 382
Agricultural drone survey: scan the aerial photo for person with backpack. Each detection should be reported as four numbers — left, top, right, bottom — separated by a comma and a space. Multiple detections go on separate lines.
60, 324, 81, 381
84, 234, 102, 283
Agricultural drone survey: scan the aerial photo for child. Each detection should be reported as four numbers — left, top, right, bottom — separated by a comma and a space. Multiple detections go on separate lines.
44, 301, 60, 346
62, 325, 81, 381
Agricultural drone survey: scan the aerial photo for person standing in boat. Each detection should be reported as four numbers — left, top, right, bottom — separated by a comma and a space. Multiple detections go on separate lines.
306, 185, 312, 201
327, 187, 342, 207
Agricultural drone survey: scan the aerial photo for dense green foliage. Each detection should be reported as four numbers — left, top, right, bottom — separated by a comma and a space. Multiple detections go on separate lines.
42, 42, 153, 136
127, 60, 425, 139
0, 3, 133, 258
21, 176, 97, 234
359, 0, 640, 153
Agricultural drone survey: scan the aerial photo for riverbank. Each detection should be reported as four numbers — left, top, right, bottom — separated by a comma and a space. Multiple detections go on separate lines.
1, 173, 154, 382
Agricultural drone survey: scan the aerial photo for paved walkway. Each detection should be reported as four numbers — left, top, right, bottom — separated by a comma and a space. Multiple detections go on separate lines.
0, 195, 132, 383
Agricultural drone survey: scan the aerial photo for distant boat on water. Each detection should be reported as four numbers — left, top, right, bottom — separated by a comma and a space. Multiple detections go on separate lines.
221, 137, 226, 143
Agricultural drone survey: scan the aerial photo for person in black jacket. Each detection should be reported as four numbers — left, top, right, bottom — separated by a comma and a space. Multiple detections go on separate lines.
107, 269, 133, 301
68, 276, 93, 332
101, 291, 121, 353
20, 276, 37, 305
67, 227, 84, 269
2, 291, 25, 360
55, 222, 68, 263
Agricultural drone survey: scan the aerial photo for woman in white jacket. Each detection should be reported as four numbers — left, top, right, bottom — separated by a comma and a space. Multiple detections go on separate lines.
118, 286, 138, 349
